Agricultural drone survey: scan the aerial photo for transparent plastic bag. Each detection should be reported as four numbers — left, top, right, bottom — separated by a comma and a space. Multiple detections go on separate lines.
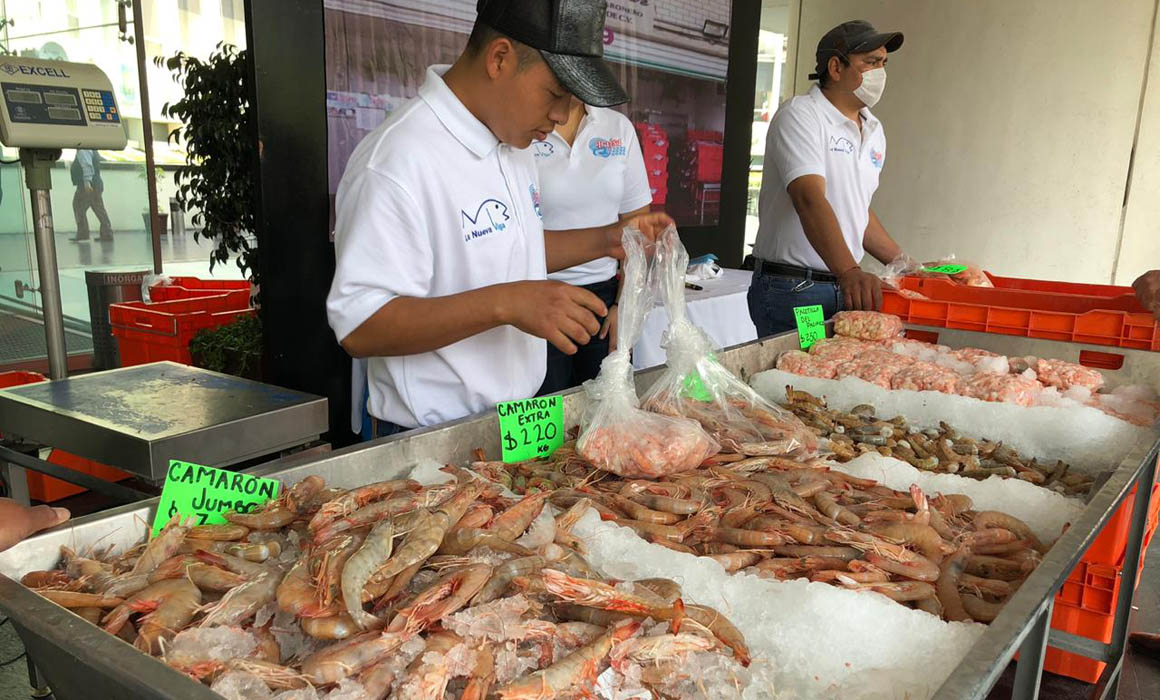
879, 253, 922, 288
639, 226, 817, 456
880, 254, 993, 288
577, 225, 719, 477
141, 274, 172, 303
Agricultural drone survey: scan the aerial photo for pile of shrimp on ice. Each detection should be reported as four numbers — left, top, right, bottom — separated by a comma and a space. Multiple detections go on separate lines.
21, 469, 753, 699
477, 446, 1049, 626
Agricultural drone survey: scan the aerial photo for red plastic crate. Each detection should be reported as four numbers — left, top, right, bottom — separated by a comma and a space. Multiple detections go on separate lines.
691, 142, 723, 182
0, 371, 129, 502
1044, 482, 1160, 682
110, 294, 254, 366
149, 276, 250, 306
883, 275, 1160, 351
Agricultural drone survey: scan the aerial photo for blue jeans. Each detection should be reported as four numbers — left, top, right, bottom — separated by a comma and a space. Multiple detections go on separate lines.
747, 272, 843, 338
361, 412, 409, 441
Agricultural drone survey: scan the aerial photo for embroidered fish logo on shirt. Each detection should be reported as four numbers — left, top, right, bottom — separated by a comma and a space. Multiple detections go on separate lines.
870, 149, 885, 169
589, 137, 627, 158
461, 199, 510, 241
829, 136, 855, 154
533, 141, 555, 158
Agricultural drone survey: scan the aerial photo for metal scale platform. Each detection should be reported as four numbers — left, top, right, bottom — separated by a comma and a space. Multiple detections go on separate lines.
0, 362, 327, 503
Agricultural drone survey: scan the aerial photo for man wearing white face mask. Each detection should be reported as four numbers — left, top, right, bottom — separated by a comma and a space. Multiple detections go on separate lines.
748, 20, 907, 336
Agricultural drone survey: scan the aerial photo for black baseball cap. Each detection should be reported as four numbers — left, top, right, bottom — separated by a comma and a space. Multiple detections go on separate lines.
808, 20, 904, 80
476, 0, 628, 107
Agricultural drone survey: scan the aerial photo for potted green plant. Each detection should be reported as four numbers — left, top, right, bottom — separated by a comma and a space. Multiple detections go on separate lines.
155, 43, 258, 283
138, 165, 169, 234
189, 314, 263, 380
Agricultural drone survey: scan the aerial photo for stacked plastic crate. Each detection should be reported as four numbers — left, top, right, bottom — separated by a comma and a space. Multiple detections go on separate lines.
635, 122, 669, 205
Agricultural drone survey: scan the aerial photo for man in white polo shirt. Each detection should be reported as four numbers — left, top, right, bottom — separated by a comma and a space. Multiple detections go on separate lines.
748, 20, 908, 337
327, 0, 670, 435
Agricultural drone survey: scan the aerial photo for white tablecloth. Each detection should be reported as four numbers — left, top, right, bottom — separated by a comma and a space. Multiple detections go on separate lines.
632, 268, 757, 369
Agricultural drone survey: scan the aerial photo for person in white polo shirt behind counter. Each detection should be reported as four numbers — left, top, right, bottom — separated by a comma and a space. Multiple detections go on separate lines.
748, 20, 911, 337
533, 96, 654, 395
327, 0, 672, 437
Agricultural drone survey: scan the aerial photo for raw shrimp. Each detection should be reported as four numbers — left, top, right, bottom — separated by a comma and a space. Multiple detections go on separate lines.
632, 578, 683, 605
300, 612, 371, 640
300, 629, 414, 685
103, 579, 202, 654
814, 491, 861, 526
196, 556, 281, 628
703, 526, 785, 547
21, 570, 71, 588
705, 551, 764, 572
438, 528, 534, 556
462, 643, 496, 700
835, 576, 937, 602
342, 519, 395, 629
148, 556, 246, 592
225, 475, 325, 530
960, 573, 1014, 598
966, 555, 1026, 581
827, 530, 940, 582
188, 524, 249, 541
388, 563, 492, 633
936, 548, 971, 622
610, 632, 715, 669
771, 545, 861, 560
488, 491, 550, 541
277, 559, 336, 618
496, 621, 639, 699
868, 522, 947, 564
683, 603, 750, 665
962, 592, 1003, 623
312, 494, 423, 544
308, 479, 421, 534
395, 631, 460, 698
472, 555, 547, 605
36, 590, 124, 609
129, 516, 192, 576
609, 493, 684, 525
973, 511, 1047, 553
538, 569, 686, 631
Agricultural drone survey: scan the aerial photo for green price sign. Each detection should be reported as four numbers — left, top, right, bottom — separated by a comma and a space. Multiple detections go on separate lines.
497, 396, 564, 463
682, 354, 718, 402
152, 460, 280, 536
924, 264, 968, 275
794, 305, 825, 350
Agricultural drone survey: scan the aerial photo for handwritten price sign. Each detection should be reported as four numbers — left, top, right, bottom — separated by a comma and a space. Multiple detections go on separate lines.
497, 396, 564, 463
794, 305, 825, 350
152, 460, 279, 536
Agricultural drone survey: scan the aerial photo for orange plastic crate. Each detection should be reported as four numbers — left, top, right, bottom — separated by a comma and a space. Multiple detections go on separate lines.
110, 294, 254, 366
1044, 482, 1160, 682
0, 371, 131, 502
149, 276, 251, 306
882, 275, 1160, 351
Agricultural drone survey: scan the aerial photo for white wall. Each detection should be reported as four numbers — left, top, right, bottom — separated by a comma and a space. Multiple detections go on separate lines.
1113, 4, 1160, 285
792, 0, 1159, 284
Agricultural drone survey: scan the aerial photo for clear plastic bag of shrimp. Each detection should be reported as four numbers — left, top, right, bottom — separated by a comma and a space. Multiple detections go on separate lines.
915, 255, 993, 287
639, 226, 818, 457
577, 225, 720, 478
878, 253, 922, 289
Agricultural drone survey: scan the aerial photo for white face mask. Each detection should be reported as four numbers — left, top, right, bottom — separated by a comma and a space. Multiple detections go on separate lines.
854, 67, 886, 108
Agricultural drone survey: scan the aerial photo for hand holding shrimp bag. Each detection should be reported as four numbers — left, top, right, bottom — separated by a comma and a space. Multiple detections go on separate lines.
640, 226, 818, 457
577, 225, 719, 477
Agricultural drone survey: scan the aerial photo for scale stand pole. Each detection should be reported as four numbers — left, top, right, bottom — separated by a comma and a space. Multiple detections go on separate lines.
20, 148, 68, 380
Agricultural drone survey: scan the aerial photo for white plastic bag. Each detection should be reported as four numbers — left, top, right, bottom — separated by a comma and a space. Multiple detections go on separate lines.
577, 225, 719, 477
641, 226, 817, 456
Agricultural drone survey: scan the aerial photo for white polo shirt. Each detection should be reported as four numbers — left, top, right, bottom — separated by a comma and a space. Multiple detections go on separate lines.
327, 66, 547, 429
753, 85, 886, 272
534, 107, 652, 287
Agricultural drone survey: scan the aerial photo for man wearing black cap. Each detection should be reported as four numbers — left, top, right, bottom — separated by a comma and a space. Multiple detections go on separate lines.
327, 0, 671, 435
748, 19, 907, 337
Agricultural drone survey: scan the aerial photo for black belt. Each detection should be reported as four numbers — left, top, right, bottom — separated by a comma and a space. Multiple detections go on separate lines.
755, 259, 838, 284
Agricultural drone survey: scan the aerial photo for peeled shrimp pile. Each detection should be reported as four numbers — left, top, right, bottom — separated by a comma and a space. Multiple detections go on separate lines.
832, 310, 904, 341
783, 387, 1092, 495
20, 471, 751, 699
774, 312, 1160, 424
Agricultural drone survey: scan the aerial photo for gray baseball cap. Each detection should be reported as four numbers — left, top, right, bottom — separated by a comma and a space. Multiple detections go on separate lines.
808, 20, 904, 80
476, 0, 628, 107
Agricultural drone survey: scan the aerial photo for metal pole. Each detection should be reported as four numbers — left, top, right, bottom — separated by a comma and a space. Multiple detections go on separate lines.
1011, 599, 1053, 699
130, 0, 163, 275
21, 149, 68, 380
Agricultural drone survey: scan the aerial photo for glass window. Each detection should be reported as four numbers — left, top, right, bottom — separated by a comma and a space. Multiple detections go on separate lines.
221, 0, 240, 21
746, 0, 797, 255
323, 0, 732, 228
178, 0, 202, 13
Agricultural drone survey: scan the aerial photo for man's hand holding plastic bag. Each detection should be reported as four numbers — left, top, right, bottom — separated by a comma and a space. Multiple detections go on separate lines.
640, 227, 818, 456
576, 225, 719, 478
